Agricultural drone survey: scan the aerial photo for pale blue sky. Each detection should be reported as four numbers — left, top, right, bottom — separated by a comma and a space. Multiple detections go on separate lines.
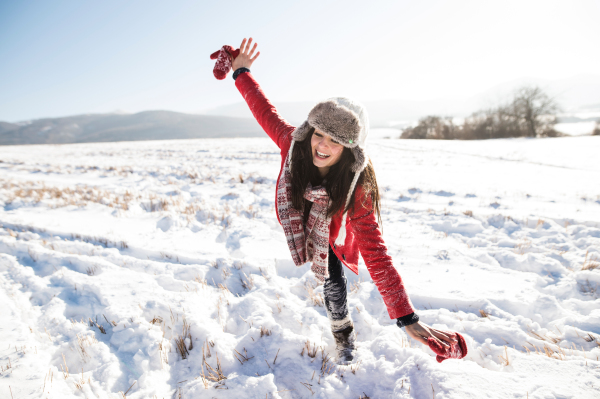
1, 0, 599, 122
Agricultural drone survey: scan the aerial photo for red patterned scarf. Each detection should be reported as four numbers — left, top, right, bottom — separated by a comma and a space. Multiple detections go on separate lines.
277, 148, 331, 282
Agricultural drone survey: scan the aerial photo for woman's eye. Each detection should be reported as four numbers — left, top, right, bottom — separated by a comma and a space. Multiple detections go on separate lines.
315, 133, 323, 137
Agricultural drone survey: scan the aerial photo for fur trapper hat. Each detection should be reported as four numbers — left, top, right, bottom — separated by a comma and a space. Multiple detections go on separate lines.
288, 97, 371, 246
291, 97, 370, 173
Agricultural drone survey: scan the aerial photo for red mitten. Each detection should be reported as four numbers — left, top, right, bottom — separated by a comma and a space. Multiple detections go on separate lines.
427, 332, 468, 363
210, 45, 240, 80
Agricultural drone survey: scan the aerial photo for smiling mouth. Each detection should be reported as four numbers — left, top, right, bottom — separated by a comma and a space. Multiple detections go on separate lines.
316, 150, 330, 159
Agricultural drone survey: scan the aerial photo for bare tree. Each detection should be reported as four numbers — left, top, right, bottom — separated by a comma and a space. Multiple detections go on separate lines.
509, 86, 561, 137
400, 85, 562, 140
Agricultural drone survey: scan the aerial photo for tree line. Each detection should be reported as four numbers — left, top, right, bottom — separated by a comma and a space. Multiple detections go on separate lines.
401, 86, 574, 140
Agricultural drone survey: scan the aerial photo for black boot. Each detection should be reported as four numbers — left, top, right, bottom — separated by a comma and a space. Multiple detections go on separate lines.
332, 325, 356, 365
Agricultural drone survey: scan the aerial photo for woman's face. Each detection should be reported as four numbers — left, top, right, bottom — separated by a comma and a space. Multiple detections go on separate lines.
310, 128, 344, 176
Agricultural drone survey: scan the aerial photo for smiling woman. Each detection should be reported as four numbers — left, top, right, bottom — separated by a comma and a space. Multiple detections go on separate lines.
224, 37, 468, 365
311, 129, 344, 175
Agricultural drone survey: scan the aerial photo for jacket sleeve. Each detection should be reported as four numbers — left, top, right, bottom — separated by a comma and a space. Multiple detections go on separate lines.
234, 72, 295, 150
350, 189, 416, 319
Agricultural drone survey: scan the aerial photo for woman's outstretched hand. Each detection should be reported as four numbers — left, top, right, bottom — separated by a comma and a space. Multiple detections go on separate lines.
404, 321, 457, 348
232, 37, 260, 71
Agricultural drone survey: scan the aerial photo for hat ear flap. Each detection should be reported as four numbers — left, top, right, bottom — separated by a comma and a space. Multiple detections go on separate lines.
350, 147, 368, 173
291, 120, 312, 142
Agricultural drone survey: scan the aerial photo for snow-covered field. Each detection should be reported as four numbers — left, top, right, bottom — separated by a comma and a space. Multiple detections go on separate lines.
1, 136, 599, 399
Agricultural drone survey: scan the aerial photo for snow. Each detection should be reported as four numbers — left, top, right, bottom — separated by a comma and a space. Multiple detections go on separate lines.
0, 136, 599, 398
554, 121, 597, 136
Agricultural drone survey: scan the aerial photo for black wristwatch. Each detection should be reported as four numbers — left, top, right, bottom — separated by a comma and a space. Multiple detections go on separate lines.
233, 67, 251, 80
396, 312, 420, 328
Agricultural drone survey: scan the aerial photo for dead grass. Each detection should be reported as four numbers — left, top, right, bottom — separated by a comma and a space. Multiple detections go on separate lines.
75, 333, 98, 362
583, 333, 600, 348
527, 328, 561, 344
260, 326, 271, 338
1, 357, 13, 374
578, 279, 598, 298
74, 368, 89, 390
60, 353, 69, 379
301, 340, 319, 359
514, 238, 532, 255
86, 265, 98, 276
88, 317, 106, 334
233, 347, 254, 365
479, 309, 490, 318
174, 318, 193, 360
240, 272, 255, 291
582, 251, 600, 271
303, 279, 324, 307
519, 328, 588, 361
201, 352, 227, 389
1, 177, 264, 228
349, 278, 363, 295
118, 381, 137, 398
498, 345, 510, 366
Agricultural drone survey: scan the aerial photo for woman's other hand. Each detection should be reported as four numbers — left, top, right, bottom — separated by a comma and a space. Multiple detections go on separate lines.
404, 321, 457, 348
232, 37, 260, 71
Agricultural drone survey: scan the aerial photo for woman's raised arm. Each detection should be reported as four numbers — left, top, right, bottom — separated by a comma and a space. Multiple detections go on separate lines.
232, 38, 294, 150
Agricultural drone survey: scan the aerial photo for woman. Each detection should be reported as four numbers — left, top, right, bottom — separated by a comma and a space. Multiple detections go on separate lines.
228, 38, 462, 364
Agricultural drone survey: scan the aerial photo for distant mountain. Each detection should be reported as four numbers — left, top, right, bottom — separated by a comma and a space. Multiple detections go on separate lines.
0, 121, 18, 135
0, 111, 263, 145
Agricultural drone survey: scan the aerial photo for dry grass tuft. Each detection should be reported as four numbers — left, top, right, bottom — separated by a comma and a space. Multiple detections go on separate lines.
479, 309, 490, 318
303, 279, 324, 307
233, 347, 254, 365
527, 328, 561, 344
351, 360, 362, 375
194, 276, 207, 289
260, 326, 271, 338
349, 278, 363, 295
75, 333, 98, 362
498, 346, 510, 366
514, 238, 532, 255
74, 368, 88, 390
60, 353, 69, 379
240, 272, 255, 291
202, 352, 227, 389
88, 317, 107, 334
578, 279, 598, 298
463, 210, 473, 217
583, 333, 600, 348
174, 318, 193, 359
582, 251, 600, 271
320, 348, 335, 376
301, 340, 319, 359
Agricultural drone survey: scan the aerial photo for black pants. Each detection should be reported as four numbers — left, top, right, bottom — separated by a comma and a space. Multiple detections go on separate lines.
324, 245, 352, 331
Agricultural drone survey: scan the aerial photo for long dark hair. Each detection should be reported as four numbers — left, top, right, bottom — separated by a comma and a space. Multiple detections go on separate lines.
289, 128, 382, 225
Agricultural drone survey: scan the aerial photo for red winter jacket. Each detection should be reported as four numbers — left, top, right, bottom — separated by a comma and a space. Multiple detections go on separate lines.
235, 72, 415, 319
